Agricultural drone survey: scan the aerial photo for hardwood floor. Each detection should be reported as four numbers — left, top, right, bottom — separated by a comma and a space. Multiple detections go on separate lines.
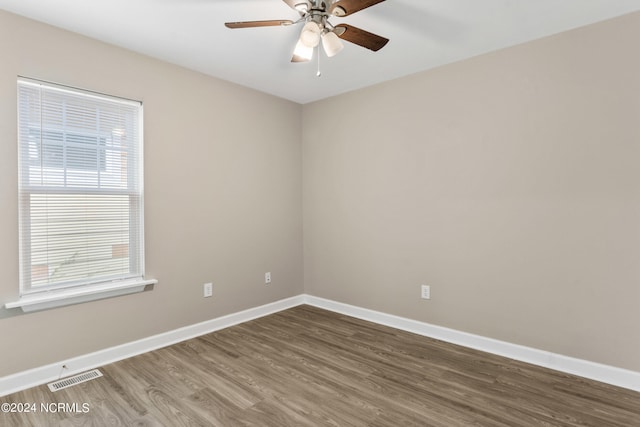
2, 305, 639, 426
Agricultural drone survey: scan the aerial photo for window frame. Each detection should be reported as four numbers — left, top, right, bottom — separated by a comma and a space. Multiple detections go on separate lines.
6, 77, 156, 312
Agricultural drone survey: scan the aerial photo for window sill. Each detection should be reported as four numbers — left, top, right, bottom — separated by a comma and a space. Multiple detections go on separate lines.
4, 278, 157, 313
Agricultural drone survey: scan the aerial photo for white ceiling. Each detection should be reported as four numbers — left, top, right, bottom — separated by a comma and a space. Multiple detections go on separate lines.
1, 0, 639, 104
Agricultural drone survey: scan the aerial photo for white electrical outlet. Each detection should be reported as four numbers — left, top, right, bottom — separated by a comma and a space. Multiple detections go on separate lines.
265, 272, 271, 284
203, 282, 213, 298
421, 284, 431, 300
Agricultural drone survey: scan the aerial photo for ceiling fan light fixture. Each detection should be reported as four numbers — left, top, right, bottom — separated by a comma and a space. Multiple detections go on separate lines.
321, 30, 344, 57
300, 21, 321, 48
292, 39, 313, 62
226, 0, 390, 63
294, 2, 309, 13
331, 5, 346, 17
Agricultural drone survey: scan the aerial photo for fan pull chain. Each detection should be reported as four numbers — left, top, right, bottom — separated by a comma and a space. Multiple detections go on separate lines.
316, 46, 322, 77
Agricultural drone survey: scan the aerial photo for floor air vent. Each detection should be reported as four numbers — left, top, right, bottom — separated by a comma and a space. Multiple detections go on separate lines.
47, 369, 103, 392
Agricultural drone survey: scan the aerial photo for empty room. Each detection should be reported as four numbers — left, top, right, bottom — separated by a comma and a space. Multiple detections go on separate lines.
1, 0, 639, 425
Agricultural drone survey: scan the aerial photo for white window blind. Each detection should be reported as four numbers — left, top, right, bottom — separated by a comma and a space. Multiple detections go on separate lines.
17, 78, 145, 295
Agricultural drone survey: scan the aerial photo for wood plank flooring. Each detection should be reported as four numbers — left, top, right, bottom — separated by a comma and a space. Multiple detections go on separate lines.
2, 305, 639, 426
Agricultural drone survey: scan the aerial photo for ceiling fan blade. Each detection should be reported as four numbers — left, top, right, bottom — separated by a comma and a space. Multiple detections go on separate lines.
225, 20, 293, 29
333, 24, 389, 51
330, 0, 386, 17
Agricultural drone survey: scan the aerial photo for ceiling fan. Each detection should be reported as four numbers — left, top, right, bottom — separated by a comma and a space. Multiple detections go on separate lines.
225, 0, 389, 62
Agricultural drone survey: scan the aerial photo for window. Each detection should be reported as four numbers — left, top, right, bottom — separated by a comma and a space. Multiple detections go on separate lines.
7, 78, 155, 312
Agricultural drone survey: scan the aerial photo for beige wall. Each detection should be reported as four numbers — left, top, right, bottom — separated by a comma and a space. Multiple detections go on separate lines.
303, 12, 640, 372
0, 10, 303, 376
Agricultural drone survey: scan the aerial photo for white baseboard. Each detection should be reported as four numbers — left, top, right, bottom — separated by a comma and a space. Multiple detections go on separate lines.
2, 293, 639, 397
0, 295, 305, 397
304, 295, 640, 393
